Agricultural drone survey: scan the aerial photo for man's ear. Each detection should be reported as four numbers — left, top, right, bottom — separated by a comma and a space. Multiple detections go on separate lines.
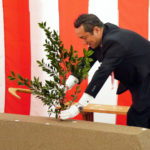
93, 26, 101, 34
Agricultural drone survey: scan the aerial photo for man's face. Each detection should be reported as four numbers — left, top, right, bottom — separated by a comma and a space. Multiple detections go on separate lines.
75, 24, 103, 49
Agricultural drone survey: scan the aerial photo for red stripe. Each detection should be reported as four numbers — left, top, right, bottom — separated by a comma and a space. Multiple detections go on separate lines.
59, 0, 89, 120
3, 0, 31, 115
117, 0, 149, 125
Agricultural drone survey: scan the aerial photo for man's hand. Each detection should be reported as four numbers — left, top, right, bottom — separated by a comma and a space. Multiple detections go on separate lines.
59, 93, 94, 120
59, 75, 79, 120
66, 75, 79, 90
59, 105, 80, 120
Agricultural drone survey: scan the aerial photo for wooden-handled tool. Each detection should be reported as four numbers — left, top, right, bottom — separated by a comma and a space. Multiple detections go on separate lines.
8, 87, 129, 115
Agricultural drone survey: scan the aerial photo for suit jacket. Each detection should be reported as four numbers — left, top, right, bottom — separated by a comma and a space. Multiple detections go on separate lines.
83, 23, 150, 111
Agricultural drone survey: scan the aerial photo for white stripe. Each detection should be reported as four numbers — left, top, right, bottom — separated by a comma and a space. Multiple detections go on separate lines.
88, 0, 119, 124
29, 0, 59, 117
0, 0, 5, 113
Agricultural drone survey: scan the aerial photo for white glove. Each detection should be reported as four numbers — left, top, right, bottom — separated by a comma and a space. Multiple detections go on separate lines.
59, 93, 94, 120
78, 93, 94, 106
66, 75, 79, 90
59, 105, 80, 120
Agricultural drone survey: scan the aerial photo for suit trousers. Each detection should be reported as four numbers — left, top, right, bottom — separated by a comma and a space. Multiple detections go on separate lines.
127, 105, 150, 128
127, 75, 150, 128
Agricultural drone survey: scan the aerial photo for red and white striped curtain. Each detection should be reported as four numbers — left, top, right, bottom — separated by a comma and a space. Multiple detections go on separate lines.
0, 0, 149, 125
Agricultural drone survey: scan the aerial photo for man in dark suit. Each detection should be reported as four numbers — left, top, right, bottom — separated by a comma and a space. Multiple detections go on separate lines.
59, 14, 150, 128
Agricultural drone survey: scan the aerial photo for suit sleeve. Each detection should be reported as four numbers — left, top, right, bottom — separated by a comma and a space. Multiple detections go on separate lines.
85, 41, 127, 97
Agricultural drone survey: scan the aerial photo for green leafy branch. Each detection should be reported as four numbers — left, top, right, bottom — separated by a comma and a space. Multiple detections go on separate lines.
8, 22, 93, 118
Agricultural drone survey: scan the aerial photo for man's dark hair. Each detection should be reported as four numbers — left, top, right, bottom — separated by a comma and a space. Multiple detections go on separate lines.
74, 14, 104, 34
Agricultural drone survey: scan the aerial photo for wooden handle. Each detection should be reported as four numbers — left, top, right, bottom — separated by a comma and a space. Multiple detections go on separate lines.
83, 104, 129, 115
